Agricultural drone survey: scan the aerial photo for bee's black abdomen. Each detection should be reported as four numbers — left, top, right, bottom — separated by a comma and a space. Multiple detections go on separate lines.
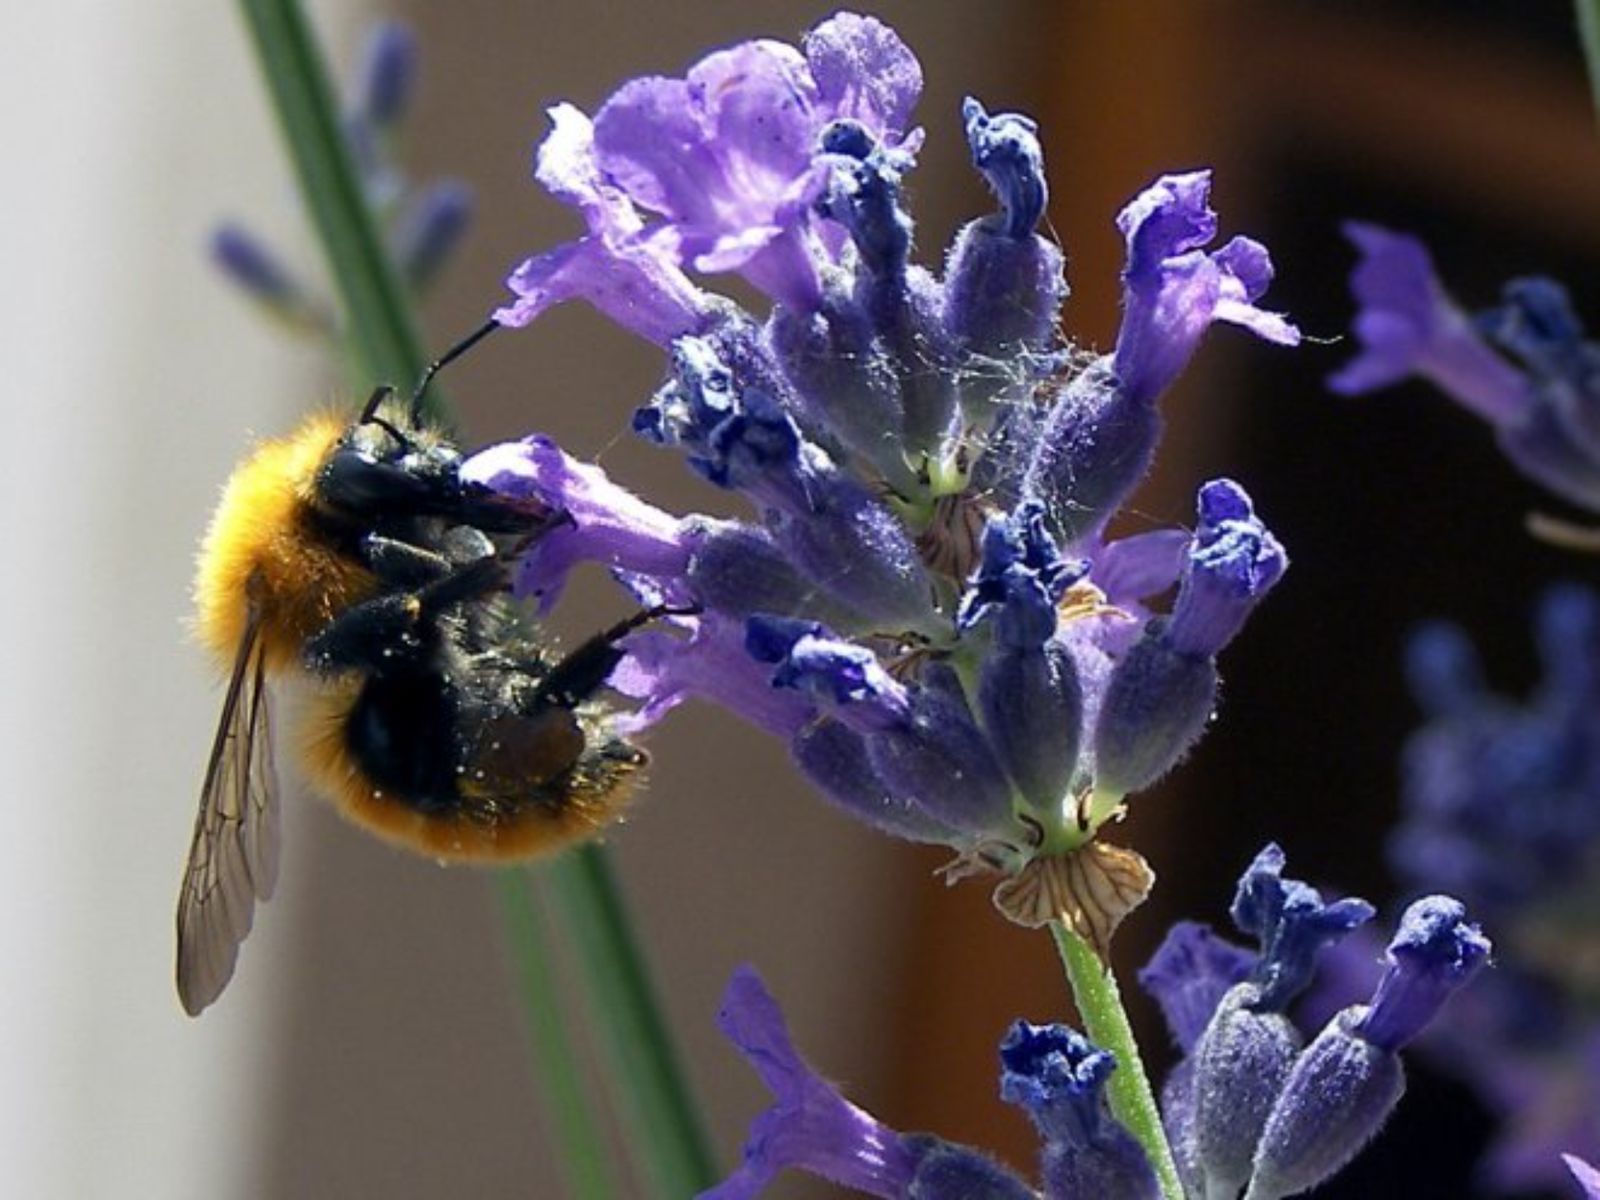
346, 673, 465, 814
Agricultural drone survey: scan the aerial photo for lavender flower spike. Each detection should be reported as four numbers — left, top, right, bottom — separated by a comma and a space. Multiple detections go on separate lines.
1245, 897, 1490, 1200
705, 967, 1035, 1200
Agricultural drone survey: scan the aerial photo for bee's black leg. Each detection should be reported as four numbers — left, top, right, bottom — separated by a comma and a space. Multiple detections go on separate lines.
534, 604, 699, 707
306, 557, 509, 675
361, 535, 456, 588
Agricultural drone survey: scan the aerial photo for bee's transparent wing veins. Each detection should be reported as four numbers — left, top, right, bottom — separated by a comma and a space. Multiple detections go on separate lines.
176, 605, 281, 1016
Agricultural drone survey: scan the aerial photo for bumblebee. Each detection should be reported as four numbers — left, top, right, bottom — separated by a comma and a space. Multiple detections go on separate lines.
180, 331, 663, 1015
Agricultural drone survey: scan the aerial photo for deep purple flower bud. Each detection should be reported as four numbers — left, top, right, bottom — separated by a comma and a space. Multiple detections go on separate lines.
1232, 844, 1376, 1012
1023, 358, 1158, 544
1113, 170, 1298, 407
459, 436, 691, 613
940, 99, 1062, 425
1139, 921, 1256, 1054
351, 22, 417, 128
1093, 481, 1283, 796
817, 123, 958, 457
210, 224, 323, 330
1090, 629, 1216, 799
704, 967, 919, 1200
962, 98, 1046, 240
1245, 898, 1490, 1200
765, 472, 937, 632
1184, 847, 1375, 1197
1191, 984, 1304, 1200
682, 518, 856, 628
958, 502, 1084, 648
979, 643, 1082, 815
1355, 895, 1492, 1053
393, 179, 472, 290
1166, 480, 1287, 658
747, 616, 911, 733
791, 720, 958, 843
820, 119, 914, 280
999, 1022, 1160, 1200
866, 663, 1017, 838
766, 298, 915, 491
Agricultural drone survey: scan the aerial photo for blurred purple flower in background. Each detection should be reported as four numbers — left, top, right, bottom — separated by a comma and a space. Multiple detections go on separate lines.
1331, 223, 1600, 517
469, 10, 1299, 950
1307, 585, 1600, 1194
212, 21, 474, 334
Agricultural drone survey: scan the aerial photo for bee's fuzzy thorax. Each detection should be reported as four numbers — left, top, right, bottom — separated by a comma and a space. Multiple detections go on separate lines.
193, 411, 374, 672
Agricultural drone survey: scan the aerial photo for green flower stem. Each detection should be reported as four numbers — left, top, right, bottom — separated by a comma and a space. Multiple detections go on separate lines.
234, 2, 715, 1193
1051, 922, 1185, 1199
494, 873, 619, 1200
236, 0, 436, 417
1579, 0, 1600, 124
545, 847, 720, 1197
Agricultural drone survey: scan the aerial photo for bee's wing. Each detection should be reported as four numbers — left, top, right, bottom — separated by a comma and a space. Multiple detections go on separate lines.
176, 607, 282, 1016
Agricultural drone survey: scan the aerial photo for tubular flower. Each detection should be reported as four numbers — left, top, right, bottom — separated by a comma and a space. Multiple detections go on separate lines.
1331, 223, 1600, 514
471, 10, 1297, 953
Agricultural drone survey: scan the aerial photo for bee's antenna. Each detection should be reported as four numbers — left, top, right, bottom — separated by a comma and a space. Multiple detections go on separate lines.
410, 318, 502, 427
360, 385, 395, 423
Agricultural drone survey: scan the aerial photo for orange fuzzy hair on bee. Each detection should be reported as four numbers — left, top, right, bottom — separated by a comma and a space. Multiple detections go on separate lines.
298, 684, 645, 863
193, 411, 376, 674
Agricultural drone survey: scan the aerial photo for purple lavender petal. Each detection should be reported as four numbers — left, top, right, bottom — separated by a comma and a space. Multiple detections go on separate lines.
1565, 1155, 1600, 1200
496, 105, 711, 343
802, 12, 922, 142
703, 967, 918, 1200
460, 437, 691, 612
1113, 171, 1299, 407
613, 614, 812, 738
1091, 528, 1191, 606
1328, 222, 1531, 422
1139, 921, 1257, 1053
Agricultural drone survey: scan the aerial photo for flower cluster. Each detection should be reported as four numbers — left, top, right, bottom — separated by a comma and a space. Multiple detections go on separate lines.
467, 11, 1296, 943
704, 845, 1488, 1199
1331, 224, 1600, 523
212, 21, 473, 332
1308, 586, 1600, 1193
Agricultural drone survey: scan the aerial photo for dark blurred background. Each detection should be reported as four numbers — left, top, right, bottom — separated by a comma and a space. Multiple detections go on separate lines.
15, 2, 1595, 1197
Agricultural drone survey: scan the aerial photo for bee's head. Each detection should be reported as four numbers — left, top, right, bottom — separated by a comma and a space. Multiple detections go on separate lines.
314, 396, 468, 524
